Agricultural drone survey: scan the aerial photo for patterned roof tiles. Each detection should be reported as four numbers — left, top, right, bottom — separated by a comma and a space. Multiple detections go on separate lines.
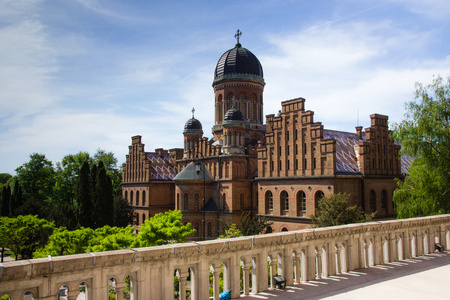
323, 130, 362, 174
146, 152, 177, 180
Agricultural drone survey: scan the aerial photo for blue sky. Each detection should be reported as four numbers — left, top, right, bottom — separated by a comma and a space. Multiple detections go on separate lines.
1, 0, 449, 175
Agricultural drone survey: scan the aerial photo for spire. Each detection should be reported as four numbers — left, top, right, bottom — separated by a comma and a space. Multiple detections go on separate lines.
192, 107, 195, 119
234, 29, 242, 47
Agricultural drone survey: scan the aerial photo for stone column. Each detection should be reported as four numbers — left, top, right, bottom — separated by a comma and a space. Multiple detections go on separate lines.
315, 248, 322, 279
178, 271, 189, 300
213, 267, 221, 300
321, 246, 328, 278
341, 244, 348, 273
306, 246, 316, 281
242, 265, 251, 295
269, 261, 277, 288
363, 242, 369, 268
229, 256, 241, 299
335, 246, 341, 274
293, 256, 300, 283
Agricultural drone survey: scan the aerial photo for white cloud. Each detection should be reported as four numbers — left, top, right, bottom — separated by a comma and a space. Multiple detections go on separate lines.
260, 22, 450, 132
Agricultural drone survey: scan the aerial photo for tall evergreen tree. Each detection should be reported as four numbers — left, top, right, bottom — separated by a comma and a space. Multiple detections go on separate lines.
76, 161, 93, 228
95, 163, 114, 227
1, 186, 11, 217
10, 180, 23, 216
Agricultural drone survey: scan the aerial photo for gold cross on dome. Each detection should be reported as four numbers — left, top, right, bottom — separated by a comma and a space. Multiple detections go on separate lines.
234, 29, 242, 43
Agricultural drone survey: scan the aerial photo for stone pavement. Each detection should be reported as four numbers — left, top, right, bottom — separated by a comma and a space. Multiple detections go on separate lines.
240, 251, 450, 300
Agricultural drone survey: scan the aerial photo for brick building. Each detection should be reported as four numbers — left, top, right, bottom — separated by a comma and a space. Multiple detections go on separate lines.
122, 33, 411, 237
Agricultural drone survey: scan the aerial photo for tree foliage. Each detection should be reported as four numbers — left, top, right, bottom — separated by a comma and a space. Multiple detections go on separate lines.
219, 223, 243, 238
113, 196, 135, 228
220, 212, 273, 238
311, 193, 375, 227
0, 215, 55, 259
393, 75, 450, 217
136, 210, 196, 247
33, 212, 193, 258
33, 225, 136, 258
15, 153, 56, 204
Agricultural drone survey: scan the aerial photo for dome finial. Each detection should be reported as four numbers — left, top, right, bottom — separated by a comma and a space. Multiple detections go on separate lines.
191, 107, 195, 119
234, 29, 242, 47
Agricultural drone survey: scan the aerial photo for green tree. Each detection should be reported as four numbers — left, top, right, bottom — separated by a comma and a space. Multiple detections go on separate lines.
220, 212, 273, 237
219, 223, 243, 238
1, 185, 11, 217
113, 196, 135, 227
54, 151, 91, 205
49, 202, 78, 230
311, 193, 375, 227
33, 227, 95, 257
95, 162, 114, 228
15, 153, 56, 204
93, 149, 122, 197
76, 161, 94, 228
34, 225, 136, 258
10, 180, 23, 216
135, 210, 195, 247
87, 226, 136, 252
393, 75, 450, 217
0, 173, 12, 186
14, 198, 49, 220
0, 215, 55, 260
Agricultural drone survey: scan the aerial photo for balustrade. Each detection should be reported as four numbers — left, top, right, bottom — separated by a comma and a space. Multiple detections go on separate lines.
1, 215, 449, 299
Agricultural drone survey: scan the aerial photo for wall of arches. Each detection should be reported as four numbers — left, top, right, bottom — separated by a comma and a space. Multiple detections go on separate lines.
1, 215, 449, 300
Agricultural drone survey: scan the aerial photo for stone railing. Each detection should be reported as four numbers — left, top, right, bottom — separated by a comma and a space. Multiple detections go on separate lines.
1, 215, 449, 299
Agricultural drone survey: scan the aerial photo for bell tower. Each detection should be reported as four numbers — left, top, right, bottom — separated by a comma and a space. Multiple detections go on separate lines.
212, 30, 266, 144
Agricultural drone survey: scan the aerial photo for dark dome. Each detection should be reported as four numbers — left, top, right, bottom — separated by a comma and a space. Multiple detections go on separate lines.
214, 44, 264, 83
224, 107, 244, 122
183, 117, 203, 135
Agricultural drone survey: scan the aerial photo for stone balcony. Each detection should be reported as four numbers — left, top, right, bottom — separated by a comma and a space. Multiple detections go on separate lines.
1, 215, 449, 299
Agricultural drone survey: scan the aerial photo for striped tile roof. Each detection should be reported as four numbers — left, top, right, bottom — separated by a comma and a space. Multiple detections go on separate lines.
146, 152, 178, 180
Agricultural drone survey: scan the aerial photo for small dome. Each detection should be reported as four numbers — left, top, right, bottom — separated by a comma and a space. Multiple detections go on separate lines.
224, 107, 244, 123
214, 43, 264, 83
183, 108, 203, 135
184, 117, 202, 130
183, 117, 203, 135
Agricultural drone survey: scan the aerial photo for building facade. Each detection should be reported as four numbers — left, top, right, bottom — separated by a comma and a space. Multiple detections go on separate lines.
122, 33, 411, 237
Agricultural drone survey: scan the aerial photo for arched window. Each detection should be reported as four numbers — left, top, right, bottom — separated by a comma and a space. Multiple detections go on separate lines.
369, 190, 377, 212
315, 190, 324, 214
381, 189, 388, 213
281, 227, 288, 232
142, 190, 146, 206
194, 193, 200, 210
265, 226, 273, 234
136, 191, 140, 206
130, 191, 134, 205
265, 191, 273, 213
184, 193, 189, 211
240, 193, 244, 210
124, 190, 128, 200
281, 191, 289, 211
297, 191, 306, 213
176, 193, 180, 210
135, 213, 139, 225
207, 222, 212, 237
142, 214, 146, 224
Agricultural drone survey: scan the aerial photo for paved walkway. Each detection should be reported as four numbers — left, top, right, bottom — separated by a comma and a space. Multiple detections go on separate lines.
241, 251, 450, 299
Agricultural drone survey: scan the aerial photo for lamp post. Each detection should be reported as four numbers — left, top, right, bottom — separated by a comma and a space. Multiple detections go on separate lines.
195, 153, 206, 241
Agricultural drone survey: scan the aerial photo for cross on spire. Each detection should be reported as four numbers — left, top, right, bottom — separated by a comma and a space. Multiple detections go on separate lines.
192, 107, 195, 118
234, 29, 242, 44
